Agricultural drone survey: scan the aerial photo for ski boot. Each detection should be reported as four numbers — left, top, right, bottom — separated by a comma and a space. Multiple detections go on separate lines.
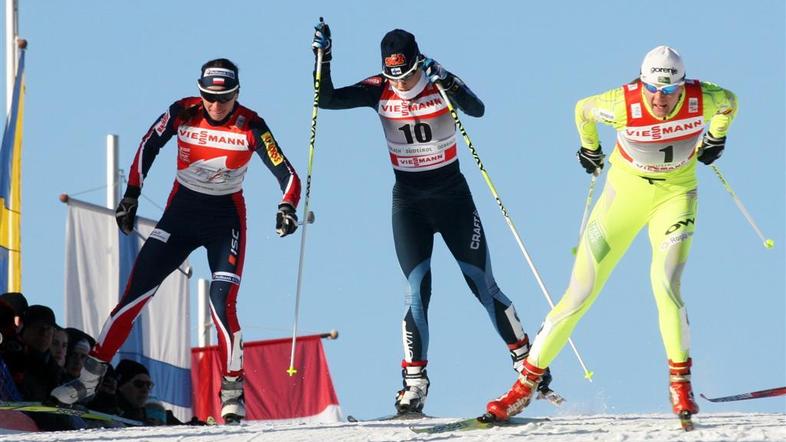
486, 360, 545, 421
509, 338, 564, 406
394, 363, 429, 416
50, 355, 108, 404
220, 375, 245, 424
668, 358, 698, 431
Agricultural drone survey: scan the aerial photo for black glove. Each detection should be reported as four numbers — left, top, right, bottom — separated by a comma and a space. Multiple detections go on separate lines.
697, 133, 726, 165
577, 145, 604, 174
115, 197, 138, 235
275, 203, 298, 237
312, 20, 332, 63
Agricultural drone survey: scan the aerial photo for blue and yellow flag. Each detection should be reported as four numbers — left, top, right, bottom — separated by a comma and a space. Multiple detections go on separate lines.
0, 50, 26, 293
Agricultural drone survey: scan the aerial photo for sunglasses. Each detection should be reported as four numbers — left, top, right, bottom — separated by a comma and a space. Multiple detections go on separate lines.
200, 90, 236, 103
643, 82, 683, 95
132, 379, 155, 390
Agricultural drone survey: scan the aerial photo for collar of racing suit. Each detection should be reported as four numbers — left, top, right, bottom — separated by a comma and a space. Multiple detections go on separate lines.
391, 72, 428, 100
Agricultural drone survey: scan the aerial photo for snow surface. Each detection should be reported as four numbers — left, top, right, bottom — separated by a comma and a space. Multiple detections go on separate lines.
0, 413, 784, 441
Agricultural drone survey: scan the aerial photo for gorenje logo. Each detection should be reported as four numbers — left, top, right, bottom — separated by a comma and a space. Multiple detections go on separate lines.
651, 67, 678, 74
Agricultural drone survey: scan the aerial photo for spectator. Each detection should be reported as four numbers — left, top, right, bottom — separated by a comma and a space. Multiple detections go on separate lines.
63, 328, 95, 382
16, 305, 82, 431
0, 299, 20, 353
0, 292, 27, 332
87, 363, 120, 415
50, 326, 68, 368
115, 359, 153, 422
16, 305, 61, 400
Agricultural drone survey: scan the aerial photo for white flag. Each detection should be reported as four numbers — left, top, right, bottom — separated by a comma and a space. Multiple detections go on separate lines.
64, 198, 192, 421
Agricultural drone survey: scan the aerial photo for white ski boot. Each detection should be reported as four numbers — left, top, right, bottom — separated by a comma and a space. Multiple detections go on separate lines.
50, 355, 108, 404
220, 375, 245, 423
394, 365, 429, 414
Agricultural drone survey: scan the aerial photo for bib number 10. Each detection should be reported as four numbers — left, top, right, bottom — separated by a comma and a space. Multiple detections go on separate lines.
398, 123, 432, 144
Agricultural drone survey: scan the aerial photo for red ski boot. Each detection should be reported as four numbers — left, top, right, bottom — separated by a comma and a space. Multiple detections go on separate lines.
669, 358, 699, 431
486, 360, 545, 421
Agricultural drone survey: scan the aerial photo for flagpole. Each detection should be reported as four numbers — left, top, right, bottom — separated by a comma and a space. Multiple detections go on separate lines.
5, 0, 18, 115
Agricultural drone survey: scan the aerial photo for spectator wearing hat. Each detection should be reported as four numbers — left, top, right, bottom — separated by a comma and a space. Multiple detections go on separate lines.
11, 305, 83, 431
14, 306, 62, 399
310, 22, 558, 416
51, 58, 302, 425
115, 359, 154, 422
62, 327, 95, 382
86, 363, 121, 416
0, 292, 27, 332
0, 298, 21, 356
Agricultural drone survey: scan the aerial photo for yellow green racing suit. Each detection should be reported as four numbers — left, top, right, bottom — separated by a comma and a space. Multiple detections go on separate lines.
528, 80, 737, 368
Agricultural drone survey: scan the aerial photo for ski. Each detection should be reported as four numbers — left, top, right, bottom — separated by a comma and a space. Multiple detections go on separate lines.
410, 413, 549, 434
347, 411, 431, 422
538, 388, 566, 406
0, 401, 143, 426
700, 386, 786, 403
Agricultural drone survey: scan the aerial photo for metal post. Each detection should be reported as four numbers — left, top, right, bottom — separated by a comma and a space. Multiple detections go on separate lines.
106, 134, 119, 208
5, 0, 18, 114
197, 278, 211, 347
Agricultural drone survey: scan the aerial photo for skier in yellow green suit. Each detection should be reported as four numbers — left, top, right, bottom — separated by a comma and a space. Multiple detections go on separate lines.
486, 46, 738, 426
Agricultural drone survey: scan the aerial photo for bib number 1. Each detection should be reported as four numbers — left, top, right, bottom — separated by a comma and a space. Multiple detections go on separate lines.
659, 145, 674, 163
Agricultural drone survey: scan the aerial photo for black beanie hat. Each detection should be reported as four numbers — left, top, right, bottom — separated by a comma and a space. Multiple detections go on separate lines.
21, 305, 56, 329
0, 292, 27, 317
115, 359, 150, 387
381, 29, 421, 79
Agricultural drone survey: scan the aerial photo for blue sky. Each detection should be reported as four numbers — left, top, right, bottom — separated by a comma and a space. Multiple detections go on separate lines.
3, 0, 784, 419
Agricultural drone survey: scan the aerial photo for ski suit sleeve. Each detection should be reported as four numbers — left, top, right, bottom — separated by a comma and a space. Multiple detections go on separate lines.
574, 86, 628, 150
123, 99, 186, 199
700, 81, 737, 137
249, 117, 302, 208
441, 72, 485, 117
317, 63, 384, 109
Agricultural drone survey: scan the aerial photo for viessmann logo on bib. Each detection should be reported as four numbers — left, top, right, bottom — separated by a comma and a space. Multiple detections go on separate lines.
379, 93, 445, 118
624, 117, 704, 142
178, 126, 248, 150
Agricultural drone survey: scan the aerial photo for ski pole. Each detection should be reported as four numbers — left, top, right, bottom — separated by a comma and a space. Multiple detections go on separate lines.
131, 229, 193, 278
571, 170, 599, 256
435, 83, 594, 381
287, 18, 325, 377
710, 165, 774, 249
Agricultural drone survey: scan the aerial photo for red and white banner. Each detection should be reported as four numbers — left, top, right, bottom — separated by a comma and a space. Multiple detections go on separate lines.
191, 335, 341, 423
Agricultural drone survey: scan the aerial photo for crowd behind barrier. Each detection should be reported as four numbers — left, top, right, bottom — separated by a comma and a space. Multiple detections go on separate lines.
0, 292, 201, 432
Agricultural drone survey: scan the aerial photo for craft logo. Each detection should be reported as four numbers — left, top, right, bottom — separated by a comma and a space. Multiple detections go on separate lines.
385, 53, 406, 67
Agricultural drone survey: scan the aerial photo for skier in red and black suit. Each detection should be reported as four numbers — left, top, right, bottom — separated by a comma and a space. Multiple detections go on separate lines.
52, 58, 301, 423
312, 23, 557, 415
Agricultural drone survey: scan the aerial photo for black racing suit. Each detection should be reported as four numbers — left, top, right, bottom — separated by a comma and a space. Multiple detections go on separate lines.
318, 64, 530, 368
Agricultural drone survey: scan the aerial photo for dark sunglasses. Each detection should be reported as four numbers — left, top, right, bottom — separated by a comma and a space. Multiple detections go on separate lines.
132, 379, 155, 390
200, 90, 236, 103
643, 82, 682, 95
